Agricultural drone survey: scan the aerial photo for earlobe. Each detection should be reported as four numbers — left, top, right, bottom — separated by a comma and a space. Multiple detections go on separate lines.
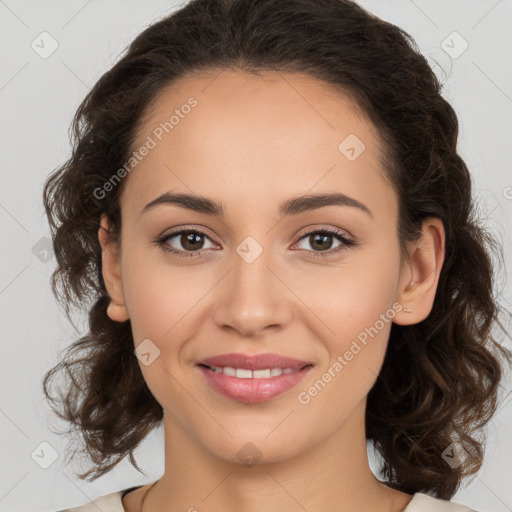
98, 214, 130, 322
106, 300, 129, 322
393, 217, 445, 326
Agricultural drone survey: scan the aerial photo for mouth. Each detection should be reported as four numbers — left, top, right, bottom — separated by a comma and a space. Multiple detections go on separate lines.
196, 362, 314, 404
197, 363, 313, 377
197, 352, 313, 372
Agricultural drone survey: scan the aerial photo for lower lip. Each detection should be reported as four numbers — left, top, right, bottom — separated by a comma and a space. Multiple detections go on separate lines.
197, 365, 313, 404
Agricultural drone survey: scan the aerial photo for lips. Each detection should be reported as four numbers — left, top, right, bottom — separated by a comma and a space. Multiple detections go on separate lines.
198, 363, 313, 403
197, 352, 313, 371
196, 353, 314, 403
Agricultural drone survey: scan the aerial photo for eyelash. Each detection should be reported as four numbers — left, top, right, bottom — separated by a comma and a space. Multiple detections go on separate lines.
154, 226, 355, 260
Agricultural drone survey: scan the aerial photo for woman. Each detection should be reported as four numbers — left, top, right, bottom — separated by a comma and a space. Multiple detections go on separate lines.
43, 0, 511, 511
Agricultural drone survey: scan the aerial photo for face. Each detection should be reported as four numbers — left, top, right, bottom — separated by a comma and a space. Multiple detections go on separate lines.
100, 69, 412, 465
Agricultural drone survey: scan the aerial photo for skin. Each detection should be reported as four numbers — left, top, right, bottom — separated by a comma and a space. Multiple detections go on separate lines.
98, 69, 445, 512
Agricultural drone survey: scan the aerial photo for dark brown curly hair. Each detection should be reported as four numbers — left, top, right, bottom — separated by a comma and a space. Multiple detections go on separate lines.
42, 0, 512, 500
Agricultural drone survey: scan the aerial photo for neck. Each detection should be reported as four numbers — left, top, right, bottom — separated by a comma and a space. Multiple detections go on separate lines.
136, 399, 412, 512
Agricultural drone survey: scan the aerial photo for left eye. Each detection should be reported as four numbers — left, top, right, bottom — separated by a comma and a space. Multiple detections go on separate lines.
295, 231, 348, 252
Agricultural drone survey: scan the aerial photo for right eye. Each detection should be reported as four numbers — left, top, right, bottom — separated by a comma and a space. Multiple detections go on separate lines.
155, 228, 218, 258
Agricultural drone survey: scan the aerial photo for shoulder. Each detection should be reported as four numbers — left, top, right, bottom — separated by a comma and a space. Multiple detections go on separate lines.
58, 490, 125, 512
56, 489, 479, 512
405, 492, 478, 512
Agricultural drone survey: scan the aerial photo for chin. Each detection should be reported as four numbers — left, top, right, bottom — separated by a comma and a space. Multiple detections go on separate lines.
204, 433, 307, 467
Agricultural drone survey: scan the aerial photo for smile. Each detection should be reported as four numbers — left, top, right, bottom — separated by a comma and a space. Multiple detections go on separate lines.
197, 363, 313, 403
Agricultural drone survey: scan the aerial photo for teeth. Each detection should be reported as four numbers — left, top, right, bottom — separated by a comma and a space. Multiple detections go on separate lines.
207, 366, 298, 378
223, 366, 236, 377
254, 369, 272, 378
236, 368, 252, 379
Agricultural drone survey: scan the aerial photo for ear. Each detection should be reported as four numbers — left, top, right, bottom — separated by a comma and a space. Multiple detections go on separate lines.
393, 217, 445, 326
98, 214, 129, 322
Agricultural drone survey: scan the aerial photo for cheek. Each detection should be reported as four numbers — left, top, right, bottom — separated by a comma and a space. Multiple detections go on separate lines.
301, 242, 401, 377
294, 262, 400, 427
307, 247, 400, 336
120, 243, 212, 341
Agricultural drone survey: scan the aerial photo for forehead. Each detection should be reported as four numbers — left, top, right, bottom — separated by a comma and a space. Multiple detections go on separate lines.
123, 69, 396, 223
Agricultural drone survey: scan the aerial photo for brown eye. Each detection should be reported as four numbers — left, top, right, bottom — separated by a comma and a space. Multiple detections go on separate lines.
179, 232, 206, 251
156, 229, 217, 258
306, 233, 335, 251
294, 228, 353, 257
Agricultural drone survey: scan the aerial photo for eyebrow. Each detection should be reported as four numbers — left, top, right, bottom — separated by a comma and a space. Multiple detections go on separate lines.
139, 191, 373, 219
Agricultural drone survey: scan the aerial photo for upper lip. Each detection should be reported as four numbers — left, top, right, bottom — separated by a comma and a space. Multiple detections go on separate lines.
198, 352, 313, 370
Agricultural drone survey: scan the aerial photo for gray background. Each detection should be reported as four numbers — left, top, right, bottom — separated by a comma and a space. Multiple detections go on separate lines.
1, 1, 511, 511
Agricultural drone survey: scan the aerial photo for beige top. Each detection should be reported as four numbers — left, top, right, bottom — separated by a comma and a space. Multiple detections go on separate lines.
58, 487, 478, 512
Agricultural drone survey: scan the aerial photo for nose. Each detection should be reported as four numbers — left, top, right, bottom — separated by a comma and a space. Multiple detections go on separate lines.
212, 244, 293, 337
